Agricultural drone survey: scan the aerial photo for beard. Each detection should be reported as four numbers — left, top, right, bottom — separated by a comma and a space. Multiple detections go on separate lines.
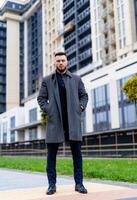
57, 66, 67, 74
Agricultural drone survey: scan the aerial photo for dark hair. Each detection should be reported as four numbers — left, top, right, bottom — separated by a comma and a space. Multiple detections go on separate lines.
54, 52, 67, 57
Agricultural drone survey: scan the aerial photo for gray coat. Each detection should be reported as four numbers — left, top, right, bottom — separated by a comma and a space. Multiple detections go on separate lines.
37, 70, 88, 143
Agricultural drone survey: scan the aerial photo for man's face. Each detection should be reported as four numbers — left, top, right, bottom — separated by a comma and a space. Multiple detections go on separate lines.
54, 55, 68, 73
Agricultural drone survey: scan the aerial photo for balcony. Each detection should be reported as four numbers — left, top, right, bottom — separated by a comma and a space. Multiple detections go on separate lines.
78, 34, 91, 48
103, 38, 109, 48
77, 7, 90, 22
64, 7, 75, 21
78, 21, 91, 35
101, 0, 106, 5
77, 0, 89, 9
108, 19, 115, 30
109, 50, 116, 61
64, 32, 76, 45
66, 44, 77, 56
102, 50, 109, 64
107, 3, 114, 15
79, 49, 92, 61
0, 68, 5, 74
102, 23, 108, 33
101, 8, 107, 19
109, 34, 116, 45
0, 40, 6, 47
64, 0, 74, 10
0, 49, 6, 56
68, 57, 77, 67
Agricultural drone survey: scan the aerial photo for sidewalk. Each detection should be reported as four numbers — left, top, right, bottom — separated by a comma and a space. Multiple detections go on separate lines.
0, 169, 137, 200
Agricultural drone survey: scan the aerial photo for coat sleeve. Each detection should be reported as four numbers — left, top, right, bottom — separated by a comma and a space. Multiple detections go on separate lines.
78, 77, 88, 111
37, 78, 49, 113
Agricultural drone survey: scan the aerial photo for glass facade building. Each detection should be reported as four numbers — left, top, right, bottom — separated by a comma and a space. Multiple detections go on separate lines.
63, 0, 92, 72
0, 0, 43, 111
92, 84, 111, 132
20, 22, 24, 104
2, 121, 7, 143
29, 127, 37, 140
0, 21, 6, 114
117, 75, 137, 128
29, 107, 37, 123
0, 0, 38, 15
27, 6, 43, 95
134, 0, 137, 37
10, 116, 15, 142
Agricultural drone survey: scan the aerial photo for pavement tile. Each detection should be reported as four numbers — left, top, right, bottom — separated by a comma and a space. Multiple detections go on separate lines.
0, 183, 137, 200
0, 169, 137, 200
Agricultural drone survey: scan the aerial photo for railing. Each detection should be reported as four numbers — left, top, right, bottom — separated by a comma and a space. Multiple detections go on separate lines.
101, 8, 107, 19
107, 3, 114, 15
77, 0, 89, 9
64, 0, 74, 10
77, 7, 90, 22
0, 140, 137, 158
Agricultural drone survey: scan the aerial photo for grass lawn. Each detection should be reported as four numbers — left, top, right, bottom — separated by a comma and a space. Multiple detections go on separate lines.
0, 156, 137, 183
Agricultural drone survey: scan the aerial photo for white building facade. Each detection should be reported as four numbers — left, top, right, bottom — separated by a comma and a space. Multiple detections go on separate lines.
0, 0, 137, 146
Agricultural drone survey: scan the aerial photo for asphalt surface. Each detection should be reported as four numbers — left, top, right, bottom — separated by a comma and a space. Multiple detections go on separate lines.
0, 169, 137, 200
0, 169, 74, 190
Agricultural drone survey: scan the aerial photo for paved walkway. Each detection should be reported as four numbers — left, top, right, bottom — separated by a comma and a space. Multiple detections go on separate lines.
0, 169, 137, 200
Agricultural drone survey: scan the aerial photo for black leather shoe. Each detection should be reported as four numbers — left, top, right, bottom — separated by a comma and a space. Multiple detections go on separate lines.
75, 184, 88, 194
46, 184, 56, 195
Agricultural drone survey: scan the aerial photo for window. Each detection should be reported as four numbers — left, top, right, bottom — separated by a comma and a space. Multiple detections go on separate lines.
92, 84, 111, 131
0, 125, 1, 143
29, 108, 37, 123
10, 116, 15, 128
117, 74, 137, 128
3, 122, 7, 133
29, 128, 37, 140
3, 133, 7, 143
134, 0, 137, 36
12, 3, 16, 9
3, 122, 7, 143
117, 1, 126, 48
10, 131, 15, 142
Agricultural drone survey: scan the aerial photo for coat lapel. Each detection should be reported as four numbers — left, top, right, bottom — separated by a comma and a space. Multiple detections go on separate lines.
51, 72, 62, 120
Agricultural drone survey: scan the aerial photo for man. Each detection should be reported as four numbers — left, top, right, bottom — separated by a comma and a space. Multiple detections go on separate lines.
37, 52, 88, 195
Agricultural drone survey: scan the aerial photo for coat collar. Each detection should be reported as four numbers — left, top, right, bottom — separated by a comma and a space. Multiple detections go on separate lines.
51, 70, 72, 79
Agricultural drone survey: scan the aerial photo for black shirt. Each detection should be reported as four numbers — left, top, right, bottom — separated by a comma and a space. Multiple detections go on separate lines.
56, 70, 69, 141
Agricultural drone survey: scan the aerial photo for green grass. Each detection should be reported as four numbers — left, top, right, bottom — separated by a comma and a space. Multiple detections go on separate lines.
0, 156, 137, 183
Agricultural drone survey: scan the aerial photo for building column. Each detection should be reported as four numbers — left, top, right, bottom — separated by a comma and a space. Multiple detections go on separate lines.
42, 0, 46, 77
6, 18, 20, 110
109, 73, 120, 129
24, 20, 28, 98
84, 84, 93, 133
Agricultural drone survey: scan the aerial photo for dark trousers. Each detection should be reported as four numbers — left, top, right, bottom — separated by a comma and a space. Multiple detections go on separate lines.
46, 141, 83, 185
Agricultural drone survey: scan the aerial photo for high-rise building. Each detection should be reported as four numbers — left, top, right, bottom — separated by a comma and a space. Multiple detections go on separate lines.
0, 21, 6, 114
0, 0, 44, 108
0, 0, 137, 155
63, 0, 92, 73
42, 0, 64, 75
91, 0, 137, 65
76, 0, 137, 148
0, 0, 64, 144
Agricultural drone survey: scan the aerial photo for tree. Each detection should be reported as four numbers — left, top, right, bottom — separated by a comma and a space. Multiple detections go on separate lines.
121, 76, 137, 118
40, 110, 47, 127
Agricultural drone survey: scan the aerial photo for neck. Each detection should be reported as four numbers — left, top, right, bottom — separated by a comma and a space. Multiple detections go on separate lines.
56, 69, 67, 75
